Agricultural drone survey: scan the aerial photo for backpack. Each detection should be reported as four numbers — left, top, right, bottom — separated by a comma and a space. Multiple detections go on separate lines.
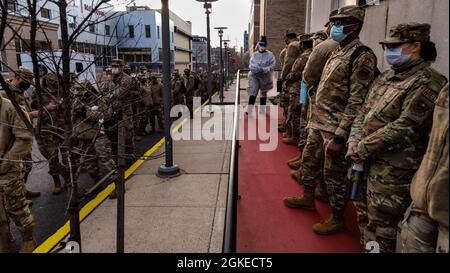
348, 45, 381, 91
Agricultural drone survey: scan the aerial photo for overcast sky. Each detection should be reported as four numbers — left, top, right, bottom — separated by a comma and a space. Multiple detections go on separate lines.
113, 0, 251, 49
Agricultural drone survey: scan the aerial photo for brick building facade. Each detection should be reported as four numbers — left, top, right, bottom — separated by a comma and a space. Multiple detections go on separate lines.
259, 0, 308, 69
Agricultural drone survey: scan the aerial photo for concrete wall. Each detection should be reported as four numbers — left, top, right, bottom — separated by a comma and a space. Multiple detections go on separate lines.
307, 0, 449, 78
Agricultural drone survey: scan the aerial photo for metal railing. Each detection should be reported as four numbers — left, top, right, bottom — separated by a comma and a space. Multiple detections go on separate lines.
222, 69, 248, 253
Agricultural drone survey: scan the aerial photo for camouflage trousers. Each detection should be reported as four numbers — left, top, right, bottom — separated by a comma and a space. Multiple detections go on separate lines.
41, 130, 67, 177
76, 135, 117, 181
280, 87, 290, 122
285, 93, 301, 139
0, 172, 35, 233
354, 162, 414, 253
399, 204, 449, 253
148, 105, 164, 131
301, 128, 349, 211
185, 95, 194, 118
23, 152, 32, 184
297, 106, 308, 151
0, 192, 7, 253
135, 102, 148, 135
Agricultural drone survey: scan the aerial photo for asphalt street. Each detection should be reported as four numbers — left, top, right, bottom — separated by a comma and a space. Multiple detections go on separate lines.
8, 132, 164, 252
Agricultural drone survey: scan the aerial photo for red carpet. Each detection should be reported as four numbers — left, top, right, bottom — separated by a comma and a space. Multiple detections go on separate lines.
236, 107, 363, 253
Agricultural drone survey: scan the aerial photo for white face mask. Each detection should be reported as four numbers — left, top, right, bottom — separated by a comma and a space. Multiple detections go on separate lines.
258, 46, 266, 52
111, 67, 120, 75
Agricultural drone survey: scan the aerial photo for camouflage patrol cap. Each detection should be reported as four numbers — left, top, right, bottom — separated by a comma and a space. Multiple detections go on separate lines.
325, 9, 339, 27
313, 31, 328, 41
15, 67, 35, 84
299, 33, 313, 43
285, 30, 297, 39
42, 73, 60, 91
330, 5, 365, 22
139, 65, 147, 71
380, 23, 431, 45
111, 59, 124, 66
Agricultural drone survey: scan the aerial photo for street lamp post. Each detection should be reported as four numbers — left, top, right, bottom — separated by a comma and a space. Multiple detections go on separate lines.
196, 0, 218, 113
223, 40, 230, 89
158, 0, 180, 178
214, 26, 227, 104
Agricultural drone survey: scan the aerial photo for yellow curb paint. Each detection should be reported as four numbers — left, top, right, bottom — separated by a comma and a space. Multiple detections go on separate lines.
33, 92, 219, 253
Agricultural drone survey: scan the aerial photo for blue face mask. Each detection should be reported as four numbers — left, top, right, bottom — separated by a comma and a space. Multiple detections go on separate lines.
330, 25, 348, 42
384, 47, 411, 67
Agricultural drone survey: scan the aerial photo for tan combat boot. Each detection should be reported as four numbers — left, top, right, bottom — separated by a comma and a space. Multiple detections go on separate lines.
19, 229, 37, 253
283, 190, 315, 210
313, 210, 346, 235
52, 175, 62, 195
288, 160, 302, 170
290, 170, 303, 185
282, 137, 299, 146
314, 183, 329, 203
287, 152, 302, 164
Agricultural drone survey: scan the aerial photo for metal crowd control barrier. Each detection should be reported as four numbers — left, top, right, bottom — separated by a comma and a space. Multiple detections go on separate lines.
222, 69, 281, 253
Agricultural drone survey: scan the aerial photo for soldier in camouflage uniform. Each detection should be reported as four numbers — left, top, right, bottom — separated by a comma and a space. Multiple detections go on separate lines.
279, 32, 301, 133
148, 75, 164, 132
346, 23, 447, 252
282, 33, 313, 146
284, 6, 378, 236
400, 84, 448, 253
111, 59, 135, 167
171, 71, 185, 108
0, 68, 41, 200
288, 11, 339, 201
0, 96, 36, 252
199, 72, 208, 103
72, 81, 117, 188
32, 73, 67, 194
183, 68, 195, 119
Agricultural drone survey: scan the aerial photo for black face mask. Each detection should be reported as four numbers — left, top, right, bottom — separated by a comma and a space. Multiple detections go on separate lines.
19, 82, 31, 91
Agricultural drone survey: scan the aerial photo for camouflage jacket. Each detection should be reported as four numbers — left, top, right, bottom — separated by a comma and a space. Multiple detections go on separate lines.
410, 83, 448, 227
281, 41, 301, 81
112, 73, 135, 117
287, 48, 313, 93
310, 38, 378, 138
31, 86, 65, 129
347, 60, 448, 169
72, 94, 112, 140
0, 97, 33, 175
279, 47, 287, 69
150, 82, 163, 106
303, 39, 339, 93
183, 74, 195, 96
0, 81, 32, 113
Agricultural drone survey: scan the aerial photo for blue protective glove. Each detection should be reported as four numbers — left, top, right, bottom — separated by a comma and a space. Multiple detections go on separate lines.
300, 80, 308, 105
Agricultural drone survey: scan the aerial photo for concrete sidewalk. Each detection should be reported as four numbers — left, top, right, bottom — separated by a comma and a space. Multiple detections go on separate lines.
79, 86, 237, 253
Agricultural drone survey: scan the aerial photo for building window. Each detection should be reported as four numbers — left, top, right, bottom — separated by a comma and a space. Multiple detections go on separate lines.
145, 25, 151, 38
105, 25, 111, 36
88, 22, 95, 33
171, 32, 174, 43
157, 26, 160, 39
68, 15, 77, 29
41, 8, 51, 19
129, 25, 135, 38
7, 0, 16, 11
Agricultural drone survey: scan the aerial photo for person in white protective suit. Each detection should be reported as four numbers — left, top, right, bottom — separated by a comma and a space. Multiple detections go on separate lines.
247, 36, 276, 115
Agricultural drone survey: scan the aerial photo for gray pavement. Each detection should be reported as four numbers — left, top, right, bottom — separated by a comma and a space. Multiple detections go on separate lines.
79, 85, 237, 253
